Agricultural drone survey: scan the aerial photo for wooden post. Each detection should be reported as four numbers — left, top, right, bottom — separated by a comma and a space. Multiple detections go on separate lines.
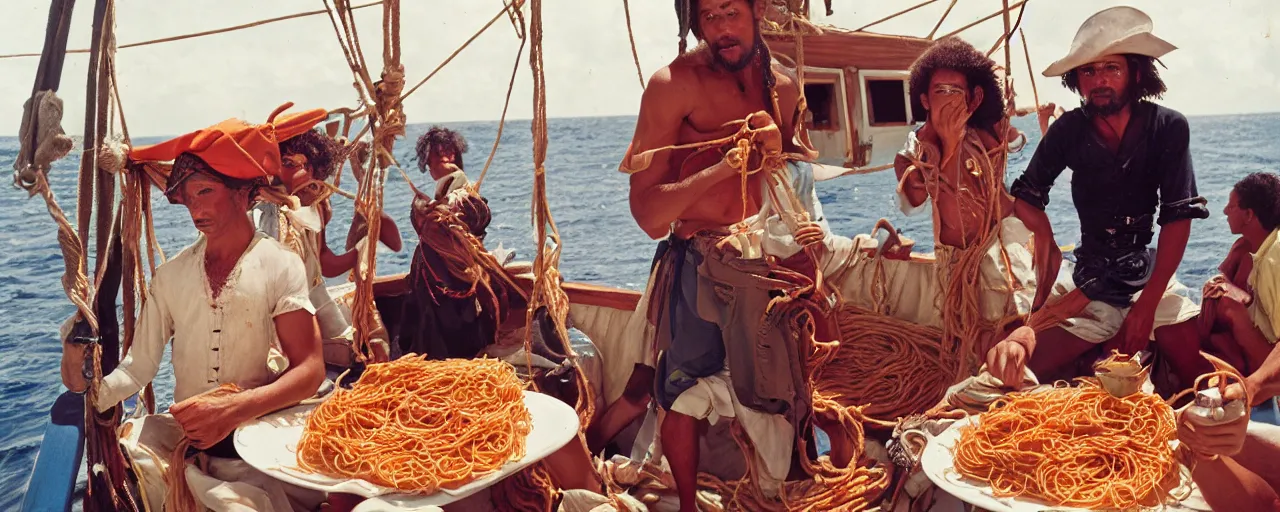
93, 1, 115, 267
75, 0, 109, 263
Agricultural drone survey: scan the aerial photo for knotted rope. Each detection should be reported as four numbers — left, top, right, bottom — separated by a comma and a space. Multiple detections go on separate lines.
475, 1, 527, 191
322, 0, 406, 362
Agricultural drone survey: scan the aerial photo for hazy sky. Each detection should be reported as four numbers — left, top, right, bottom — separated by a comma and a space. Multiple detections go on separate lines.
0, 0, 1275, 137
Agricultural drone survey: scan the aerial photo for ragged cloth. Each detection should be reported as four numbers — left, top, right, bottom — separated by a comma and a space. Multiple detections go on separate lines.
395, 171, 516, 360
641, 160, 834, 494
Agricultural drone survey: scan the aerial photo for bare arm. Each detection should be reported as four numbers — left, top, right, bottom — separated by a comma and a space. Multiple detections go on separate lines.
624, 66, 736, 239
317, 200, 358, 278
319, 208, 402, 278
1010, 116, 1070, 311
1244, 341, 1280, 405
319, 245, 358, 279
1128, 112, 1206, 322
1180, 411, 1280, 510
1015, 198, 1061, 310
1192, 456, 1280, 511
894, 153, 929, 209
1109, 219, 1194, 355
1140, 219, 1192, 307
376, 212, 403, 252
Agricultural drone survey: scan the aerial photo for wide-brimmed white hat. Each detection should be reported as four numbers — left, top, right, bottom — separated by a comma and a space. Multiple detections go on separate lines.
1042, 6, 1176, 77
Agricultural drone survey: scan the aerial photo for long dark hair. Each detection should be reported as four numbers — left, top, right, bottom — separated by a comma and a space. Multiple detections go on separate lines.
1061, 54, 1167, 102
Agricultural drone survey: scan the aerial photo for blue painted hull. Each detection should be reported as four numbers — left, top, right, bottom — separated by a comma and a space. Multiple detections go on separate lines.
21, 392, 85, 512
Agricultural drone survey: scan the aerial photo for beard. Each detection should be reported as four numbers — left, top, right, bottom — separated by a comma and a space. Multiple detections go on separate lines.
709, 33, 761, 72
1083, 86, 1130, 116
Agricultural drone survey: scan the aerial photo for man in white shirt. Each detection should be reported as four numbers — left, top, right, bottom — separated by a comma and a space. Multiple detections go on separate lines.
60, 117, 326, 511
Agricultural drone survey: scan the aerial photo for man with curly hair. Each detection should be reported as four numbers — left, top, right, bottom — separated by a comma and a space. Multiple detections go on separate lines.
259, 128, 403, 363
888, 36, 1043, 386
1009, 7, 1210, 387
415, 125, 472, 199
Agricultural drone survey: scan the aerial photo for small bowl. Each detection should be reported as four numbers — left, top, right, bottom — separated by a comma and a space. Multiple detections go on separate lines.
1094, 356, 1151, 397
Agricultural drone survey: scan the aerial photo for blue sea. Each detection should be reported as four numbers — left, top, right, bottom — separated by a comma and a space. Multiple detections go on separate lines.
1, 112, 1277, 508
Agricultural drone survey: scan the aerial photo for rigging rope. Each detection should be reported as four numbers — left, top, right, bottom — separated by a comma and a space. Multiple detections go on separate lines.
621, 0, 644, 90
323, 0, 405, 362
0, 2, 385, 60
475, 2, 528, 190
398, 0, 525, 104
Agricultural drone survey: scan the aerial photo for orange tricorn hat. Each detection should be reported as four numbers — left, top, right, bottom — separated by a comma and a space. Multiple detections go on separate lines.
130, 102, 328, 181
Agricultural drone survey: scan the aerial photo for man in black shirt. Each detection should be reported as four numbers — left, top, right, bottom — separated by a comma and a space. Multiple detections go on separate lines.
1009, 7, 1211, 385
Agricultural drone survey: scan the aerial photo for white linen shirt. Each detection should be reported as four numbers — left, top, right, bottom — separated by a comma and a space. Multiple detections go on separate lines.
95, 232, 315, 412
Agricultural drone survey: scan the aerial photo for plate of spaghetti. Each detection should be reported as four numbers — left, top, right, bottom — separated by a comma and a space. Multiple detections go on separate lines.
919, 380, 1209, 512
233, 355, 579, 506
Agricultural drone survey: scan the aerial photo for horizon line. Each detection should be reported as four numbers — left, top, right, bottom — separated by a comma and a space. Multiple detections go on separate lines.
4, 110, 1278, 139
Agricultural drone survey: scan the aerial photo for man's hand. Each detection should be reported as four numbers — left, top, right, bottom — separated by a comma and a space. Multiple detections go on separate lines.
170, 389, 250, 450
1031, 243, 1062, 311
987, 326, 1035, 387
987, 340, 1028, 387
1105, 296, 1158, 356
746, 111, 783, 156
1205, 277, 1253, 306
60, 341, 89, 393
1225, 379, 1265, 408
1177, 403, 1250, 458
933, 97, 972, 151
794, 221, 825, 248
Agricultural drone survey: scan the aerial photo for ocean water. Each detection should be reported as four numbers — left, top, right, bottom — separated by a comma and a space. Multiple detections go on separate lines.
0, 112, 1277, 508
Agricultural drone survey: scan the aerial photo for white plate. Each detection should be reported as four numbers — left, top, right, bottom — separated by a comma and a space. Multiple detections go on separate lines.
920, 415, 1210, 512
233, 390, 580, 507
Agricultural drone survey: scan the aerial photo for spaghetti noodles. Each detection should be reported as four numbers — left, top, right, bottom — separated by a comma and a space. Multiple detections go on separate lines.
295, 355, 532, 494
951, 379, 1181, 509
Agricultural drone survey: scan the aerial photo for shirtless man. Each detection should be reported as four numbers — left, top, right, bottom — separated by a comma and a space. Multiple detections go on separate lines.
60, 119, 326, 510
892, 37, 1043, 385
1010, 7, 1210, 386
618, 0, 826, 508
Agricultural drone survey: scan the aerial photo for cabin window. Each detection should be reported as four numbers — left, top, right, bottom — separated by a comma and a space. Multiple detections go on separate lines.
866, 79, 909, 126
804, 82, 838, 131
